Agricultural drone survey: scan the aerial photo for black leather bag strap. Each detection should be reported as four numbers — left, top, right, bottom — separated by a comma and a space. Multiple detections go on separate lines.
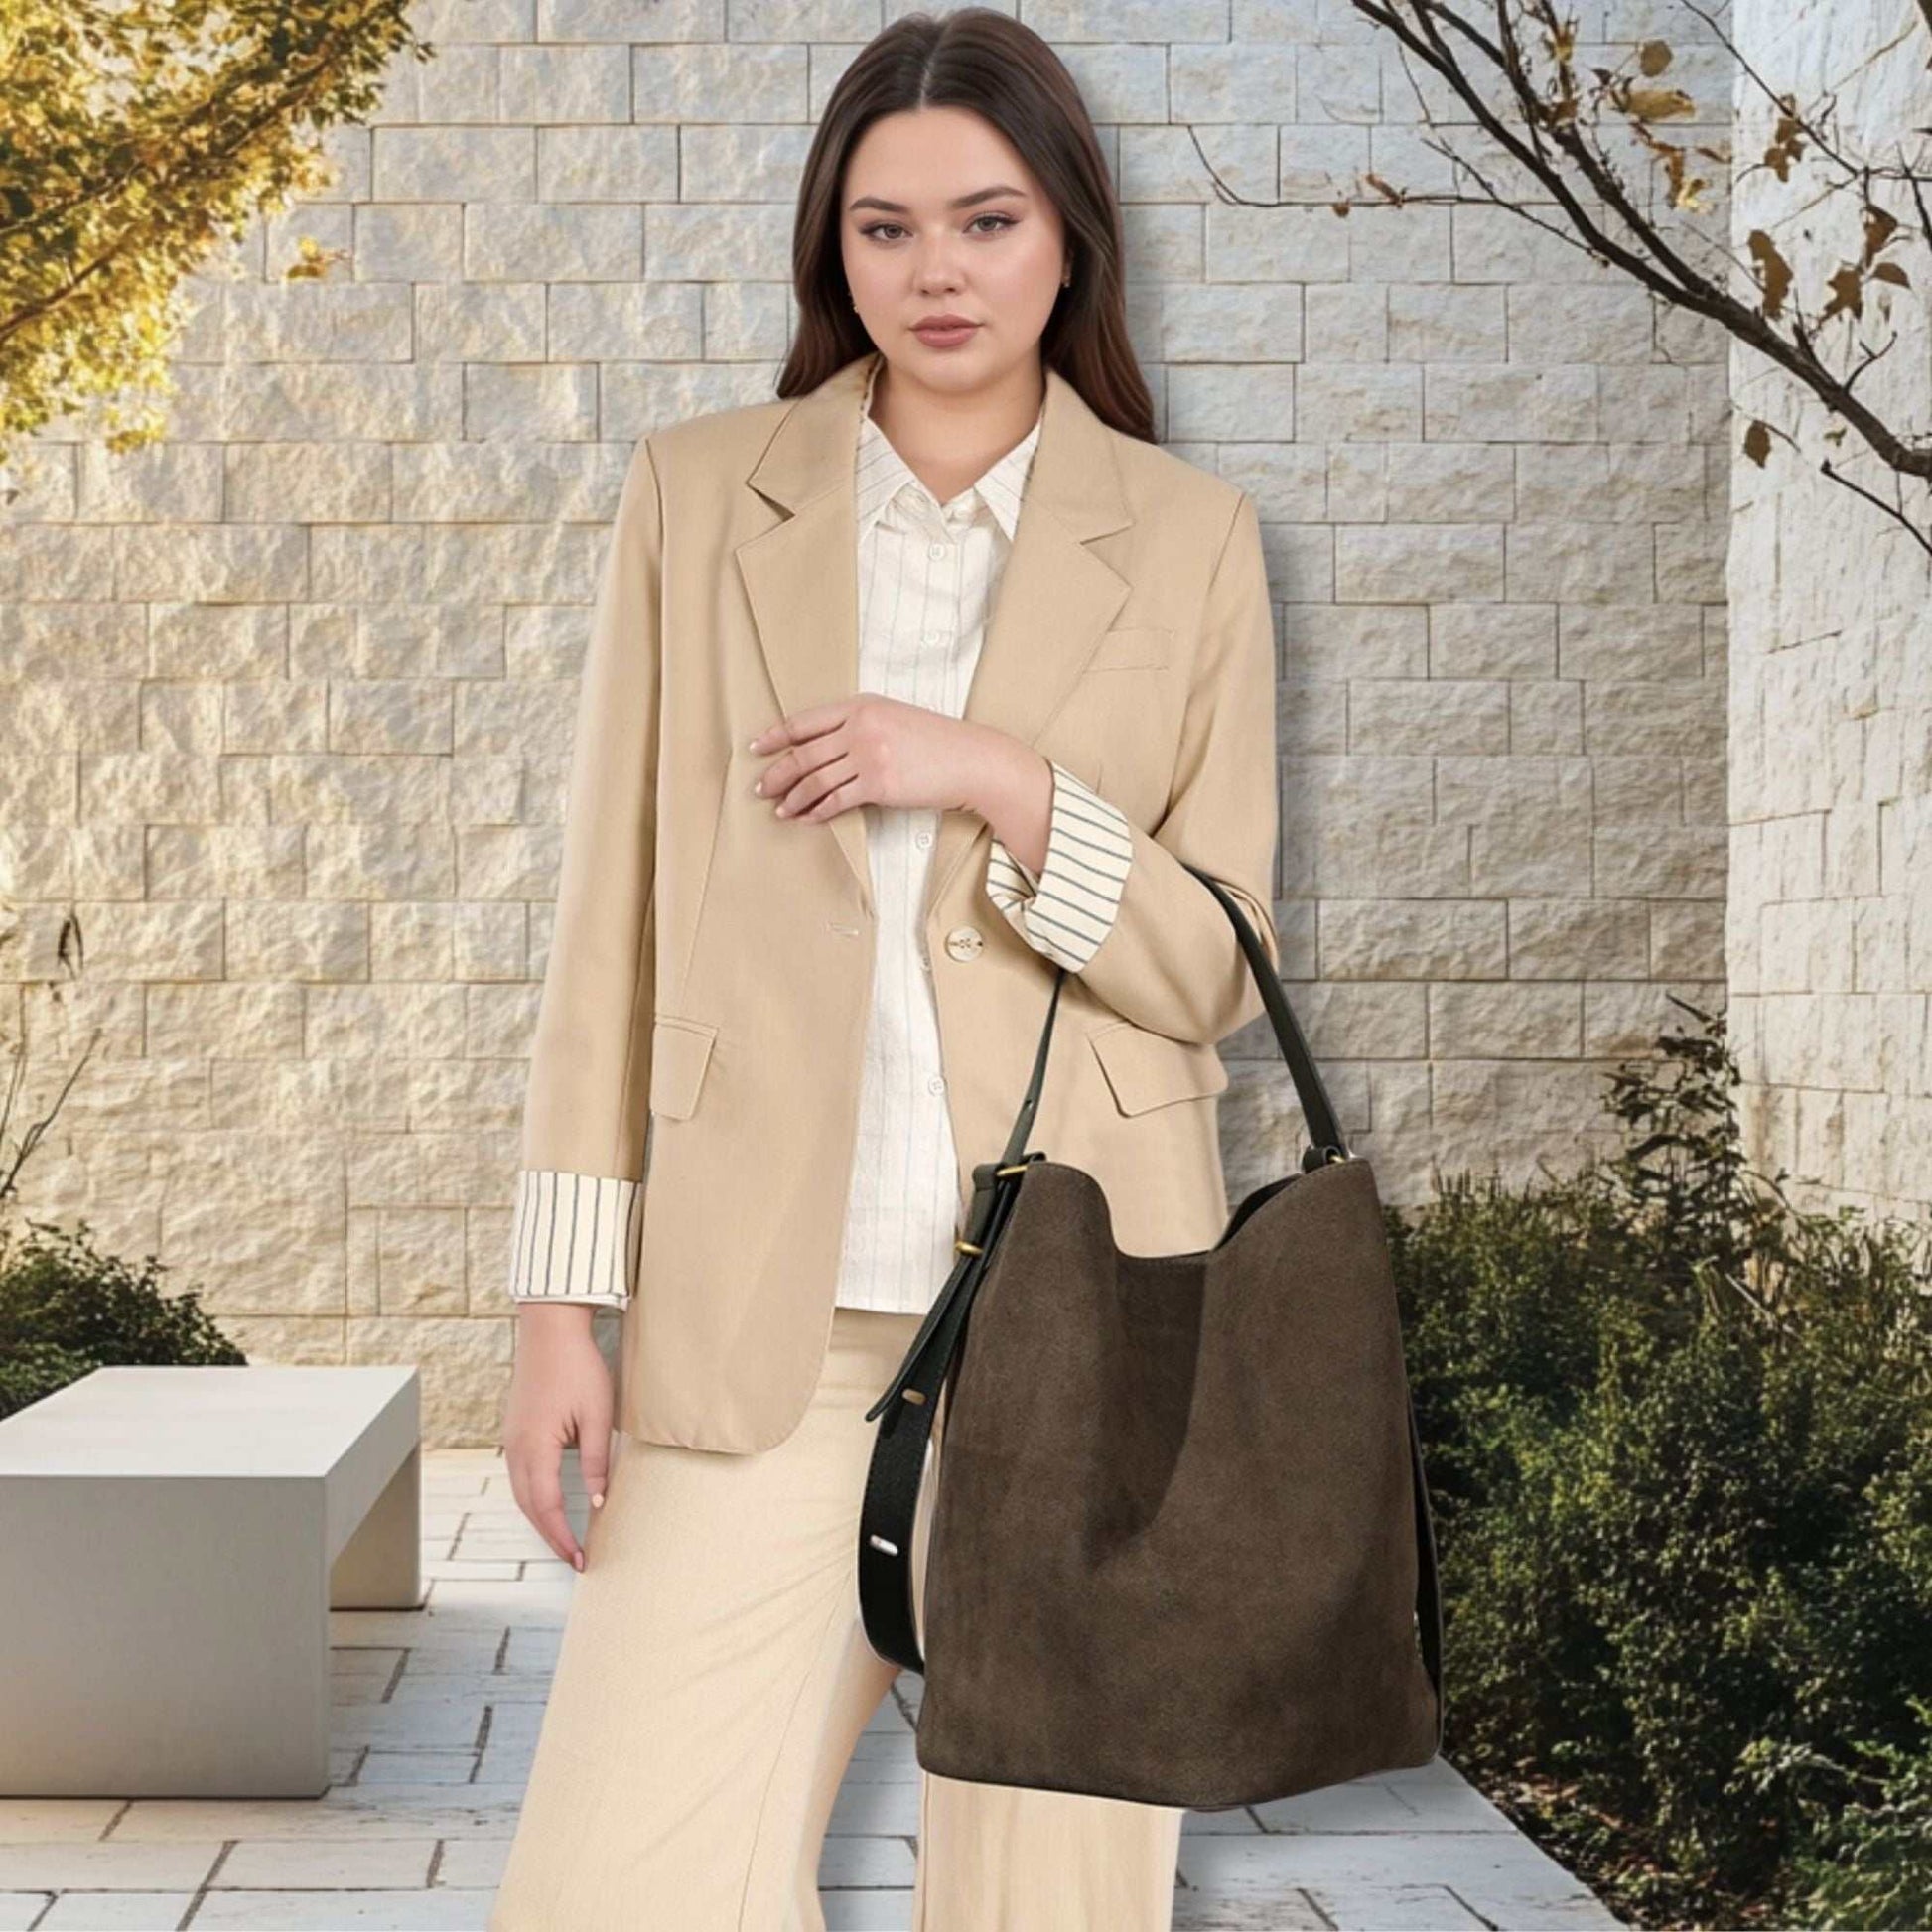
854, 1151, 1030, 1673
1179, 863, 1349, 1169
862, 962, 1062, 1423
854, 973, 1064, 1673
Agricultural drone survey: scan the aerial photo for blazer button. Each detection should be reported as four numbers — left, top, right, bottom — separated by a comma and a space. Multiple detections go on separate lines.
945, 925, 984, 962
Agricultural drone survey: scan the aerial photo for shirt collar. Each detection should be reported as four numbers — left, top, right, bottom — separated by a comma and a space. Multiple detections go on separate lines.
854, 353, 1041, 546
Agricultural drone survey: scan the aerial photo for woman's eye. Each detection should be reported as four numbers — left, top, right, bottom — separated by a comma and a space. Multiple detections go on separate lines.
858, 216, 1012, 243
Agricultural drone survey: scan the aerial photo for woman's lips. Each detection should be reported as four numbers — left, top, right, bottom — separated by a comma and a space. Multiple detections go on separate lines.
912, 320, 979, 348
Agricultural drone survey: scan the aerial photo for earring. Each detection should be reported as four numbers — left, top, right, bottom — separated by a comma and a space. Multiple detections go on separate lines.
1061, 267, 1072, 287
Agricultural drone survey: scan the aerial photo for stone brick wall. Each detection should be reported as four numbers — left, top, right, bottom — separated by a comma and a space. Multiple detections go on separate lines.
1, 0, 1732, 1444
1727, 0, 1932, 1223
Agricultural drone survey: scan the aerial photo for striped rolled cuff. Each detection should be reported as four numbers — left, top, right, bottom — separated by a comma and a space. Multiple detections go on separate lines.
507, 1169, 641, 1308
984, 760, 1134, 972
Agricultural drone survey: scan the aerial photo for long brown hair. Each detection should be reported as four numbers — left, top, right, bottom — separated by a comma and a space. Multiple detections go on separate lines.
775, 7, 1155, 442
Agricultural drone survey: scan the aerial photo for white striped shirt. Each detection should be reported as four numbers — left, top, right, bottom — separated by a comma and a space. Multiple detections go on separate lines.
506, 365, 1135, 1311
829, 361, 1134, 1314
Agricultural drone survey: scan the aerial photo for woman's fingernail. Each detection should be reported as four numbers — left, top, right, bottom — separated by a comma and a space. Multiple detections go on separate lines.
591, 1492, 605, 1508
574, 1550, 585, 1571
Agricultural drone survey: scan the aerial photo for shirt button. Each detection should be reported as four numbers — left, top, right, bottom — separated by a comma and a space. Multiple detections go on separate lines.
927, 541, 948, 559
914, 830, 932, 849
928, 1073, 947, 1095
918, 949, 932, 973
923, 628, 947, 644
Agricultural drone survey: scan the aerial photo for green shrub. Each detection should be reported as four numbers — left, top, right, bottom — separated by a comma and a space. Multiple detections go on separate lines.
1758, 1693, 1932, 1929
1390, 996, 1932, 1929
0, 1218, 245, 1419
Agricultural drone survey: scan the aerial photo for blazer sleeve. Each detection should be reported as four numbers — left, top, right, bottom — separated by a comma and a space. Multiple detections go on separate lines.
1004, 486, 1280, 1046
507, 435, 664, 1308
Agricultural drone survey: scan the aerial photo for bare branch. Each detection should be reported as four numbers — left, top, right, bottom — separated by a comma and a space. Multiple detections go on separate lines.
1819, 457, 1932, 560
0, 1029, 101, 1210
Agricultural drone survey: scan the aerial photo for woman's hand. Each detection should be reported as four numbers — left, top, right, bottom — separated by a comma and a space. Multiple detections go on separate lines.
501, 1305, 615, 1572
751, 695, 1049, 865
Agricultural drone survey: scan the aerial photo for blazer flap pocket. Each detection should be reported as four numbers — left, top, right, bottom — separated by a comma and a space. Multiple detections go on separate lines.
1087, 1021, 1230, 1115
649, 1016, 718, 1121
1086, 626, 1170, 671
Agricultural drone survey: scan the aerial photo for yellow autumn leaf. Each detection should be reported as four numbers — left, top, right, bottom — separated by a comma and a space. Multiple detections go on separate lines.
1626, 86, 1696, 122
1742, 420, 1772, 467
1639, 40, 1673, 76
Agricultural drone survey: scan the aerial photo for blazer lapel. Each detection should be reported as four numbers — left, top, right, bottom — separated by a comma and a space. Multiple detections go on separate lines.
734, 347, 1134, 919
736, 352, 875, 903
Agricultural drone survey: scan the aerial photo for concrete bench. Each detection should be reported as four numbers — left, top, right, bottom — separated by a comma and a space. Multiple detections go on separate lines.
0, 1364, 422, 1797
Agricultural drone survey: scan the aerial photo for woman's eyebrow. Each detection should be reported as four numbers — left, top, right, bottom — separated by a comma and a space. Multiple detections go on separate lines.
847, 184, 1030, 212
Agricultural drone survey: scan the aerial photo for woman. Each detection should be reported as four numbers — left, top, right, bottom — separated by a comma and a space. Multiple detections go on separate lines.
489, 9, 1280, 1928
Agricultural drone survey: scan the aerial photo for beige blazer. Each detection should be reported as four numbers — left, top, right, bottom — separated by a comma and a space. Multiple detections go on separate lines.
518, 346, 1281, 1453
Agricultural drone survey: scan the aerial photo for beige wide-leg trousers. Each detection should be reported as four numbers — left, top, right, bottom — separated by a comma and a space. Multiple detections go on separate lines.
487, 1304, 1184, 1931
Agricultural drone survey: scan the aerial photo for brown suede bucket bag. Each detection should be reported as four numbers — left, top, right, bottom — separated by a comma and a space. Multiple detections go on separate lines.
857, 863, 1445, 1810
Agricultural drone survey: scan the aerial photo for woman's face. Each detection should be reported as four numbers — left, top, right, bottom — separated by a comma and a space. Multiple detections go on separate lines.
839, 104, 1068, 399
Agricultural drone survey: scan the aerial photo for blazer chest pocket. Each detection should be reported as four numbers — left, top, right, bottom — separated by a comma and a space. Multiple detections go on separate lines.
1085, 626, 1170, 671
649, 1016, 718, 1120
1087, 1019, 1229, 1115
